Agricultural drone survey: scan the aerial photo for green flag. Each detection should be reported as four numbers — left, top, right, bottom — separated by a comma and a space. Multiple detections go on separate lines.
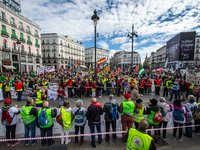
138, 67, 145, 77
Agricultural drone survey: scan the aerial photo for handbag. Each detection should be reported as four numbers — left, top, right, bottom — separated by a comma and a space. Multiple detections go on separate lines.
71, 108, 81, 121
56, 114, 63, 126
88, 108, 99, 127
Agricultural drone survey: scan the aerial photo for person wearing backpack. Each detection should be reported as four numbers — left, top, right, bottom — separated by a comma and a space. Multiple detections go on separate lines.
169, 99, 188, 141
36, 101, 57, 146
133, 98, 145, 129
184, 95, 198, 138
0, 99, 21, 147
157, 97, 170, 140
103, 94, 119, 143
20, 98, 38, 145
146, 98, 160, 143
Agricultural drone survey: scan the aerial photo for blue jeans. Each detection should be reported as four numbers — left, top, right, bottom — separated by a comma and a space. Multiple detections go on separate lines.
147, 88, 151, 94
17, 91, 23, 100
58, 96, 65, 106
185, 123, 193, 137
40, 127, 53, 146
90, 123, 102, 146
107, 88, 110, 95
170, 90, 179, 100
24, 121, 36, 144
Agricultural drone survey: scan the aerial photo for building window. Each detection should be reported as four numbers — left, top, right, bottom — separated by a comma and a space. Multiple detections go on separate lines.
10, 17, 15, 25
26, 26, 30, 33
21, 64, 26, 72
20, 33, 25, 42
35, 39, 39, 47
28, 57, 33, 63
2, 53, 10, 60
27, 36, 32, 44
36, 49, 39, 55
1, 25, 8, 36
12, 42, 17, 50
35, 30, 38, 37
28, 65, 33, 71
19, 22, 23, 29
3, 39, 7, 48
21, 56, 26, 62
11, 29, 17, 39
1, 11, 6, 20
12, 55, 18, 61
21, 45, 25, 52
28, 47, 31, 54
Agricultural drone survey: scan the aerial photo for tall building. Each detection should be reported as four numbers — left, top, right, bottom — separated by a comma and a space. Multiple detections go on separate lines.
194, 34, 200, 66
156, 45, 166, 68
0, 0, 21, 13
0, 1, 42, 72
41, 33, 85, 69
118, 51, 141, 68
85, 47, 110, 68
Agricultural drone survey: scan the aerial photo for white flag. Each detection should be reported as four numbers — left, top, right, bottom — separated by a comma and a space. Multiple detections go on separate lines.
47, 89, 58, 101
164, 58, 168, 68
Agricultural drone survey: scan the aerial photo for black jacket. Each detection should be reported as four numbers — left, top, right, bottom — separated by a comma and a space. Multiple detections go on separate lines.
146, 105, 159, 115
86, 102, 103, 123
103, 99, 119, 121
181, 84, 188, 92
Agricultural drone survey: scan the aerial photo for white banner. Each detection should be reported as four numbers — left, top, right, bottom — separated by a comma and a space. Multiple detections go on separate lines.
0, 89, 3, 101
47, 89, 58, 101
10, 87, 33, 99
186, 69, 200, 84
48, 83, 59, 91
164, 58, 168, 68
0, 108, 174, 137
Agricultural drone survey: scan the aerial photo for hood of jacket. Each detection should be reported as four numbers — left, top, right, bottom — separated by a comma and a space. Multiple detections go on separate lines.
173, 105, 183, 110
105, 99, 118, 106
92, 101, 101, 108
2, 106, 11, 112
149, 105, 159, 112
158, 102, 167, 108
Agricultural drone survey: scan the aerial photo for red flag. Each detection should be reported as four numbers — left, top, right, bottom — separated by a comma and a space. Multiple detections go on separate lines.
77, 60, 79, 65
118, 67, 120, 71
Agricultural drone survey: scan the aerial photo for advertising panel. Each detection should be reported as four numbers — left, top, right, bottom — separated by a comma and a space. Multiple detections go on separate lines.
179, 32, 196, 61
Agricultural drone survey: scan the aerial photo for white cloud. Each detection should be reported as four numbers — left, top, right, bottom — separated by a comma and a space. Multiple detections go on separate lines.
97, 41, 109, 50
110, 37, 128, 44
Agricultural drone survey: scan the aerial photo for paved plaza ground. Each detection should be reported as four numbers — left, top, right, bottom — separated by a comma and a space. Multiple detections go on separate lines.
0, 92, 200, 150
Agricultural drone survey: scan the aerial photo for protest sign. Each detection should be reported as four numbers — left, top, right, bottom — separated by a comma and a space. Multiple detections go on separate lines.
48, 83, 59, 91
47, 89, 58, 100
186, 69, 200, 84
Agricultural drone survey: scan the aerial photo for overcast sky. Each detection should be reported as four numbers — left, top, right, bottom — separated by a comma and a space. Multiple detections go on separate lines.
21, 0, 200, 63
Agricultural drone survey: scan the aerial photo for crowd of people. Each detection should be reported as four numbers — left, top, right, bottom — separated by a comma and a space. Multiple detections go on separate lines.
0, 69, 200, 149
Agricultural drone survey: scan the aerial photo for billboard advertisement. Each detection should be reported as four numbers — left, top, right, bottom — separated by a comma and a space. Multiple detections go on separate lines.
179, 32, 195, 61
166, 34, 181, 62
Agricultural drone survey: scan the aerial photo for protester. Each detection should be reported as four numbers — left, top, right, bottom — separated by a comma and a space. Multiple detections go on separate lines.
146, 78, 152, 95
57, 86, 66, 108
60, 100, 73, 145
116, 78, 122, 97
193, 84, 200, 103
129, 78, 135, 91
184, 95, 198, 138
72, 100, 87, 146
133, 98, 145, 129
157, 97, 170, 140
4, 81, 11, 98
146, 98, 159, 143
131, 86, 140, 102
181, 81, 188, 101
15, 80, 24, 101
35, 87, 45, 107
169, 79, 180, 101
124, 119, 156, 150
154, 77, 161, 95
119, 93, 135, 143
0, 99, 21, 147
86, 97, 103, 147
170, 99, 188, 141
37, 101, 57, 146
103, 94, 119, 143
20, 98, 38, 145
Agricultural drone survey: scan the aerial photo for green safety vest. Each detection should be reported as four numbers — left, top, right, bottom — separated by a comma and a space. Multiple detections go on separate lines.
35, 90, 45, 104
166, 80, 172, 89
0, 83, 3, 91
38, 108, 53, 128
20, 105, 36, 125
61, 107, 73, 130
5, 85, 10, 92
126, 128, 153, 150
198, 103, 200, 119
122, 101, 135, 116
146, 110, 159, 125
190, 84, 194, 90
133, 107, 144, 123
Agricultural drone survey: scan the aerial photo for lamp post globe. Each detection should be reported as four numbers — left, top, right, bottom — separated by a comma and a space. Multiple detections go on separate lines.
91, 9, 99, 82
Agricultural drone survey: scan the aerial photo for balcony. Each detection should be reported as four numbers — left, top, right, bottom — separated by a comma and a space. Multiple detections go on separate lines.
1, 16, 8, 23
52, 49, 56, 51
20, 37, 25, 43
46, 49, 50, 52
42, 49, 46, 52
46, 43, 50, 45
21, 51, 27, 55
26, 29, 31, 34
35, 34, 39, 38
2, 46, 11, 52
36, 54, 41, 58
27, 40, 32, 45
28, 52, 33, 56
35, 43, 40, 47
11, 34, 18, 40
36, 60, 40, 63
52, 42, 56, 44
19, 26, 24, 31
1, 30, 9, 38
10, 22, 17, 27
12, 48, 19, 53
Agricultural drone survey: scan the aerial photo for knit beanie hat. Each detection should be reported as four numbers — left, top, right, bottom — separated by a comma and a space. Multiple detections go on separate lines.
150, 98, 158, 106
124, 93, 131, 100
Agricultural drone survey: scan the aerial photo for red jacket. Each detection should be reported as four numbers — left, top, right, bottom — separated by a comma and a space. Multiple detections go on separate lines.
91, 83, 96, 91
139, 81, 146, 88
15, 82, 23, 91
146, 81, 152, 89
59, 83, 66, 89
154, 79, 161, 86
57, 89, 66, 98
67, 80, 73, 87
116, 80, 122, 87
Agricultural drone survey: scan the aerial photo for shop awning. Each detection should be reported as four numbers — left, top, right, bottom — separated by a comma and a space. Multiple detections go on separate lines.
3, 65, 16, 69
80, 65, 87, 68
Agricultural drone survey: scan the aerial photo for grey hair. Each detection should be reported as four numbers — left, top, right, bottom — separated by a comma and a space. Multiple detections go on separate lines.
109, 94, 114, 100
134, 86, 138, 89
91, 97, 97, 102
160, 97, 166, 102
188, 95, 196, 102
76, 100, 83, 107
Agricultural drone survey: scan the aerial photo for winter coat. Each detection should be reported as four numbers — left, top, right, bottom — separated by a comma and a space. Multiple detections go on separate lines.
181, 84, 188, 92
146, 105, 159, 115
131, 89, 140, 102
169, 105, 188, 124
86, 101, 103, 123
157, 102, 170, 122
103, 99, 119, 122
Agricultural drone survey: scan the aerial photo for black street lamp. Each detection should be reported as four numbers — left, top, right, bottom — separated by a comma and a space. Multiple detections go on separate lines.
91, 9, 99, 82
128, 23, 138, 74
16, 39, 21, 74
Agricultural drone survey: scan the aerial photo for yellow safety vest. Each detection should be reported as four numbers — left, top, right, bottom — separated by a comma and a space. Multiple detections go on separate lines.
0, 83, 3, 91
122, 101, 135, 116
61, 107, 73, 130
133, 107, 144, 123
35, 90, 45, 104
126, 128, 153, 150
42, 82, 48, 89
5, 85, 10, 92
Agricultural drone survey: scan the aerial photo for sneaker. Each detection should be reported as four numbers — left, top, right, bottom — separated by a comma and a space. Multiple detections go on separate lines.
163, 137, 168, 140
7, 142, 11, 146
91, 142, 96, 148
11, 141, 21, 147
172, 136, 176, 141
179, 138, 182, 142
80, 140, 84, 147
66, 139, 71, 145
105, 139, 110, 144
195, 132, 200, 135
98, 138, 103, 144
32, 140, 38, 145
113, 138, 117, 143
140, 94, 143, 97
25, 141, 30, 146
